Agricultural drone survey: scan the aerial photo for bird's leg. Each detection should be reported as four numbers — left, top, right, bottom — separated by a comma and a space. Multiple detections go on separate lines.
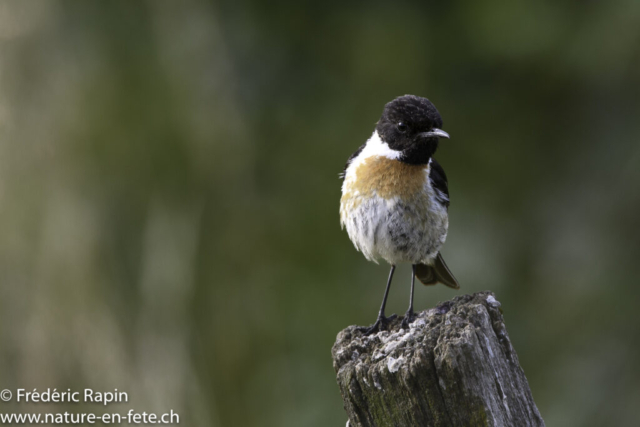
401, 265, 417, 329
359, 265, 397, 335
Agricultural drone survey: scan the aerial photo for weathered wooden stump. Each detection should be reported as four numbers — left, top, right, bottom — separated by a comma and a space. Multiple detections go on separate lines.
332, 291, 545, 427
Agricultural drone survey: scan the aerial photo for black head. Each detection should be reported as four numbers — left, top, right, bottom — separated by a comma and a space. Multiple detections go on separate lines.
376, 95, 449, 164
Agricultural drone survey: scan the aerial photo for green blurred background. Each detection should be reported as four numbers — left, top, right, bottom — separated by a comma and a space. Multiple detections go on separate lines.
1, 1, 639, 426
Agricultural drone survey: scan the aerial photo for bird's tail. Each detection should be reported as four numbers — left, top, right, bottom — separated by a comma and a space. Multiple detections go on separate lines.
415, 253, 460, 289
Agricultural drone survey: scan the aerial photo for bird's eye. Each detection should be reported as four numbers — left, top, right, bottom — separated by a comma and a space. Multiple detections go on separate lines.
397, 122, 407, 133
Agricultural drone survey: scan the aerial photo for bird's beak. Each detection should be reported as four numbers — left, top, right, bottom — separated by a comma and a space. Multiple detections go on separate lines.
418, 128, 450, 139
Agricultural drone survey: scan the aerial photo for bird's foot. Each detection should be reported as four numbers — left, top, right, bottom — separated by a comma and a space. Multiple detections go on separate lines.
401, 309, 416, 329
358, 314, 397, 335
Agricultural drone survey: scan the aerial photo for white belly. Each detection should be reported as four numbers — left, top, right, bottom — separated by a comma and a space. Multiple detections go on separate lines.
341, 192, 448, 265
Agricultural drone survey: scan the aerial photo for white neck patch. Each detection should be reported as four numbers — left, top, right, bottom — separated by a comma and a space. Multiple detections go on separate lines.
357, 131, 401, 161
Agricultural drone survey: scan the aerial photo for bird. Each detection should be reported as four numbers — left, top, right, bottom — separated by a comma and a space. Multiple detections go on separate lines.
340, 95, 459, 334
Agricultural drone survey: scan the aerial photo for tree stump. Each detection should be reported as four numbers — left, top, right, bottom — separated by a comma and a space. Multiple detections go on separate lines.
331, 292, 545, 427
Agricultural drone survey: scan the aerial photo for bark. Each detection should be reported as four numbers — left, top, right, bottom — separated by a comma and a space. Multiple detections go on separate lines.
332, 292, 545, 427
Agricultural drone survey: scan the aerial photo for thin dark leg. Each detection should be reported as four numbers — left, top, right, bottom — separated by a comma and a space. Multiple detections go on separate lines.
359, 265, 397, 335
377, 265, 396, 319
401, 265, 417, 328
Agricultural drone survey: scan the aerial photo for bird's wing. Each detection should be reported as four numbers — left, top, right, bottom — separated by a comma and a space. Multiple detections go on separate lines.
339, 143, 366, 179
429, 158, 450, 208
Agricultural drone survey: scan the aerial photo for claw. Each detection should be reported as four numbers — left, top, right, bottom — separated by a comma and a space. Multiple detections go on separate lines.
358, 314, 397, 335
401, 309, 415, 329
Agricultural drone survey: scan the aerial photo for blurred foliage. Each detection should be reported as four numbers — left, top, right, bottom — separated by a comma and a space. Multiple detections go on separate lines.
0, 1, 639, 426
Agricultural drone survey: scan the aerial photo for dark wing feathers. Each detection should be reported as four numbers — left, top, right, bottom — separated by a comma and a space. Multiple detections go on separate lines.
418, 160, 459, 288
429, 158, 450, 208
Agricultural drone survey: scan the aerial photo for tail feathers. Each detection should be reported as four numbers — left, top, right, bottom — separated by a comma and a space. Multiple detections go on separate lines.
415, 253, 460, 289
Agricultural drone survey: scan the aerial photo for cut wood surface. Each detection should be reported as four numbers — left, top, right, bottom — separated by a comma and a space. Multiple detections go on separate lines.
332, 292, 545, 427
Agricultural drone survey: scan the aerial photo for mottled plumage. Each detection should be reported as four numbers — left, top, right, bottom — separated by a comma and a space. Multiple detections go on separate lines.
340, 134, 448, 265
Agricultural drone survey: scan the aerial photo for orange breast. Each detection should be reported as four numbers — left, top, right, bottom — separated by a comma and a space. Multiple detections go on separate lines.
346, 156, 428, 201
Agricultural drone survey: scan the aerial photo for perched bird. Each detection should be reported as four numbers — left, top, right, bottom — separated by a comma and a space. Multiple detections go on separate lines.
340, 95, 459, 334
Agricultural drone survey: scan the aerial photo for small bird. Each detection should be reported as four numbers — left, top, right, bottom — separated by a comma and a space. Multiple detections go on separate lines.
340, 95, 459, 334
